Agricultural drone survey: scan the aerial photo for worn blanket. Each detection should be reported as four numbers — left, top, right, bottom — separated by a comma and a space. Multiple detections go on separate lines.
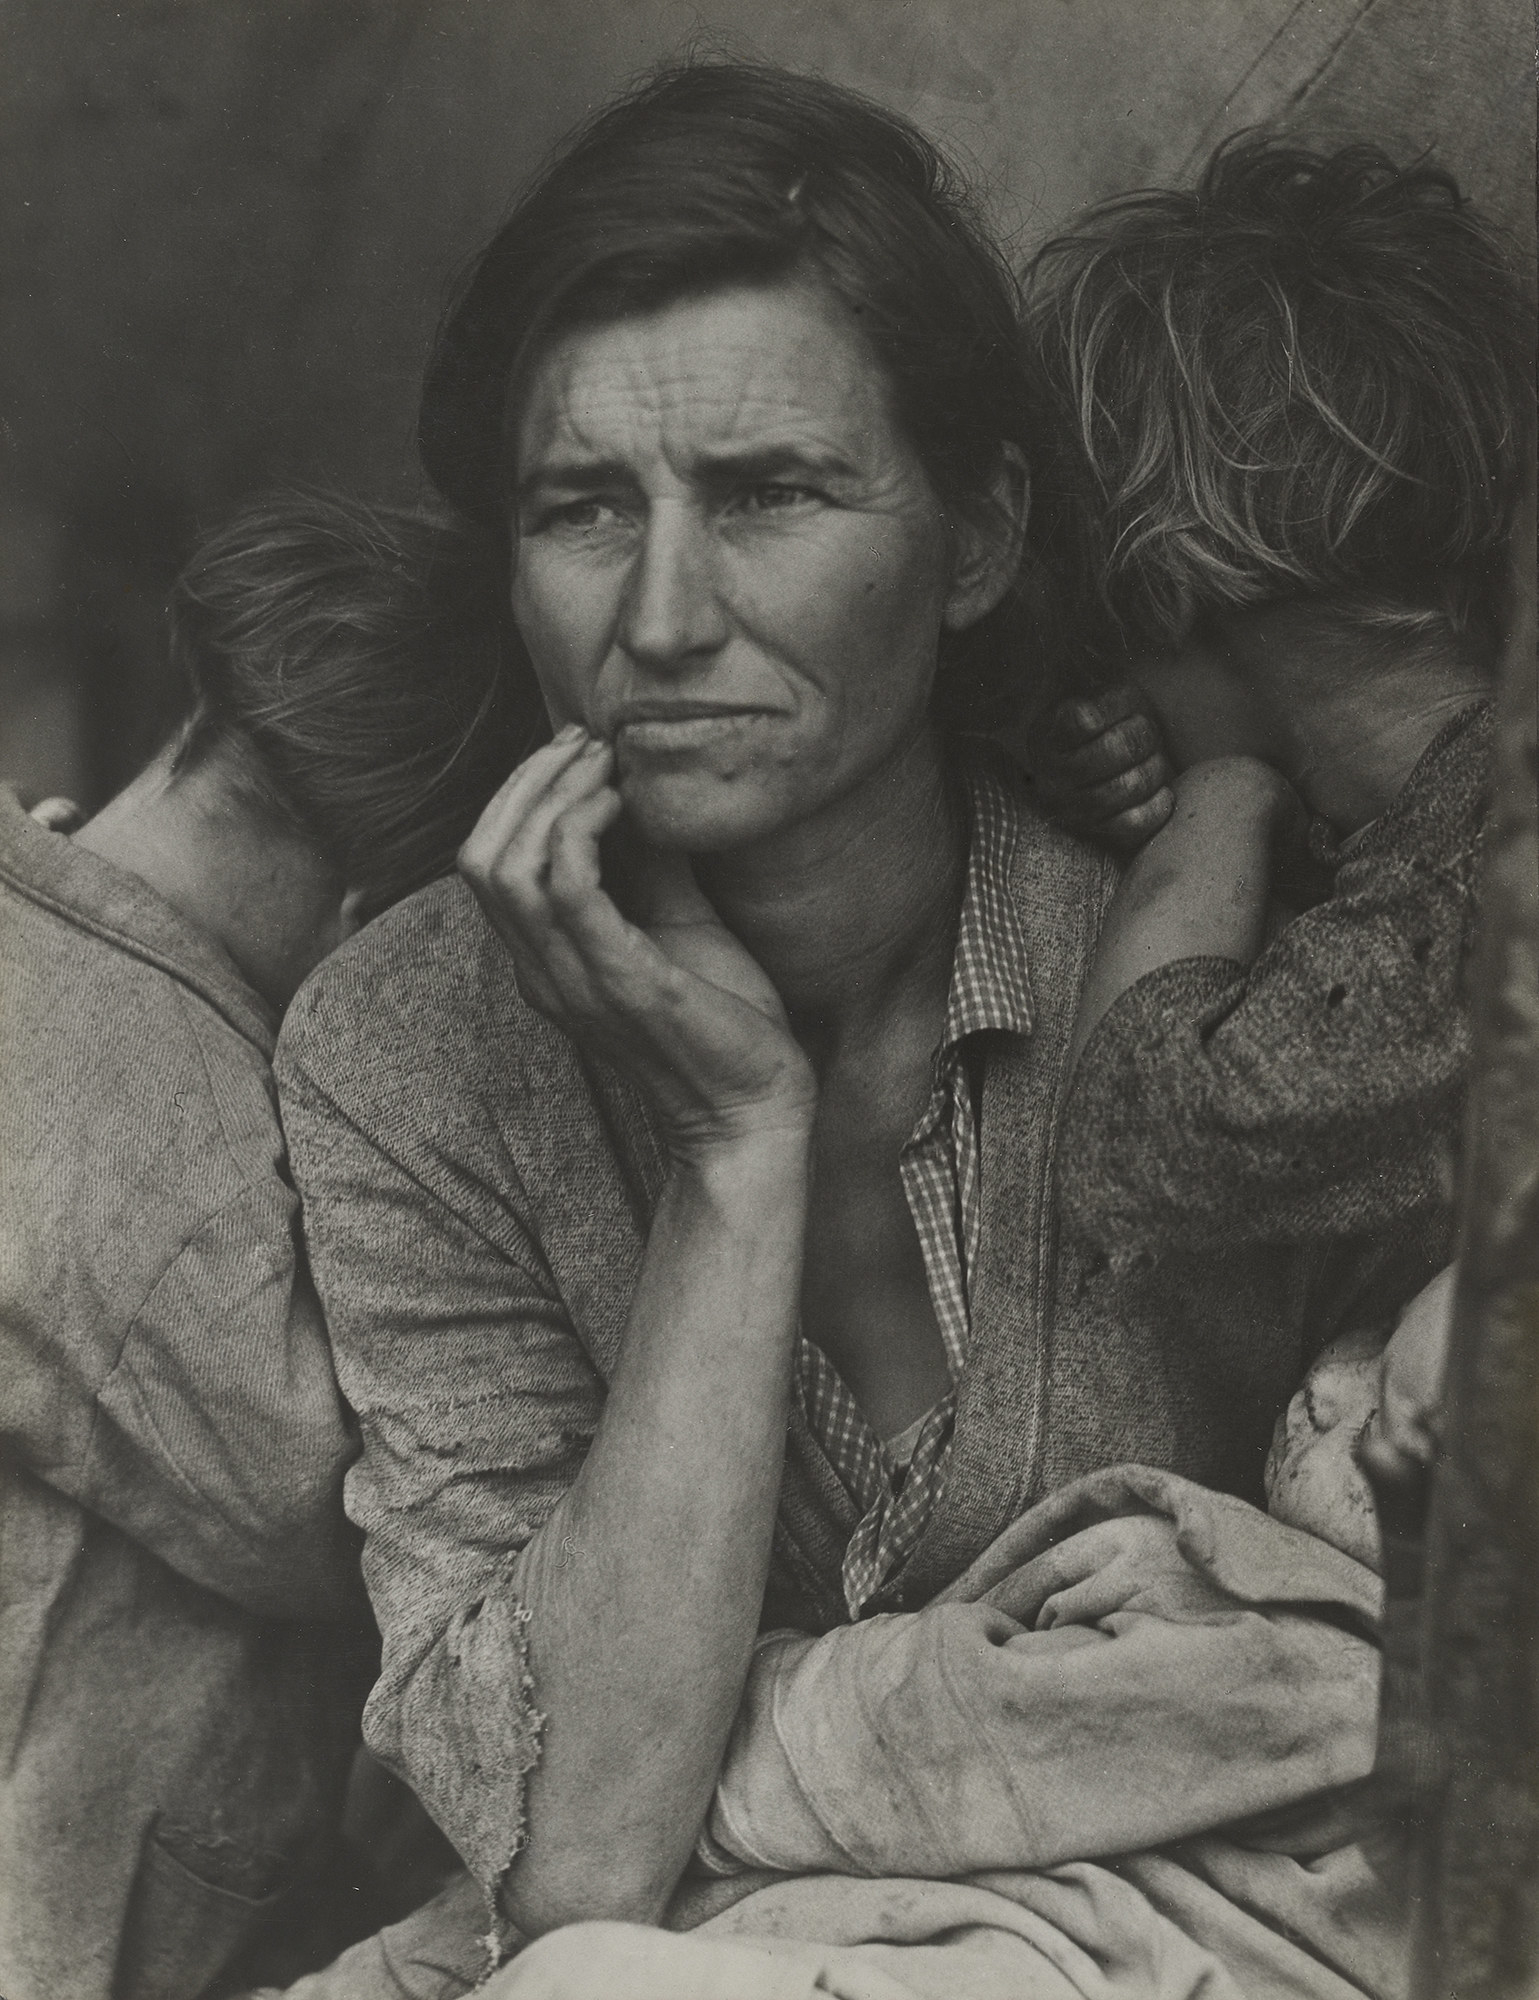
699, 1463, 1382, 1882
258, 1468, 1401, 2000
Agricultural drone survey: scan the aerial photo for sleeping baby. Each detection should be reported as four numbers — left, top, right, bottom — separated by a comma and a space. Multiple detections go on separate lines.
491, 1272, 1450, 2000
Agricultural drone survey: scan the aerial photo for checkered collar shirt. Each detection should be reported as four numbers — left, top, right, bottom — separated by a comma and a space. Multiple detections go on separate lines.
794, 755, 1035, 1619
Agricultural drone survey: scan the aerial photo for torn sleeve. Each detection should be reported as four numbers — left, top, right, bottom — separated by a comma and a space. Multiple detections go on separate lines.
277, 1034, 603, 1953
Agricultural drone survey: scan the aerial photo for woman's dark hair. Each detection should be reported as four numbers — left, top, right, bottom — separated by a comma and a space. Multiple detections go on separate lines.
419, 59, 1053, 731
171, 492, 539, 921
1024, 133, 1534, 663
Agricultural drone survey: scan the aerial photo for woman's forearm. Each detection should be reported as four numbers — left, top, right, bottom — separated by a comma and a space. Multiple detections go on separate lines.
501, 1122, 812, 1937
1068, 757, 1292, 1070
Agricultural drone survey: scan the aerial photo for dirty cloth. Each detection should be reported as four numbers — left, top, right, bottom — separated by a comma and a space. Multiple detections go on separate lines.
275, 754, 1436, 1920
699, 1463, 1383, 1883
245, 1465, 1395, 2000
0, 793, 371, 2000
511, 1466, 1399, 1999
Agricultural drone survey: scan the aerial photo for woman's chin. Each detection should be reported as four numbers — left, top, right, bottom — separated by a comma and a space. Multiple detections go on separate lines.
617, 768, 800, 854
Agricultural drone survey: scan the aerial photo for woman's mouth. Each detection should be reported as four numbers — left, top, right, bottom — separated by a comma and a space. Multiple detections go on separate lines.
612, 706, 783, 754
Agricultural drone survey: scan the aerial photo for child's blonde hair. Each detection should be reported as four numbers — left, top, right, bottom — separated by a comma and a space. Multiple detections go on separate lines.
1026, 135, 1532, 663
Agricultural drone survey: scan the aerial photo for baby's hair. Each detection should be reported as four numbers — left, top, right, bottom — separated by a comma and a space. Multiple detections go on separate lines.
1025, 134, 1533, 658
170, 492, 540, 921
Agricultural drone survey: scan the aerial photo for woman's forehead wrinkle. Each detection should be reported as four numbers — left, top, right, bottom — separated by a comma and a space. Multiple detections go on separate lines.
522, 291, 892, 487
525, 345, 665, 470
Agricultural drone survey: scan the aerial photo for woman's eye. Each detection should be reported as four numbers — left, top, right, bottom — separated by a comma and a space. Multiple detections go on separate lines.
528, 497, 622, 534
736, 482, 817, 515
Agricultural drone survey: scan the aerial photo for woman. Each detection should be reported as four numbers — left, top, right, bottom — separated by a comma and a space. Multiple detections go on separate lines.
275, 63, 1412, 1977
0, 493, 524, 2000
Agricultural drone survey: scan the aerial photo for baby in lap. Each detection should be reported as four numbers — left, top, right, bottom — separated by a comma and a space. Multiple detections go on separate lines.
487, 1276, 1447, 2000
691, 1263, 1449, 1889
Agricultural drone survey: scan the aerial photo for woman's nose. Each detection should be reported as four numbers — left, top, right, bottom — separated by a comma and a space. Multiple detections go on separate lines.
617, 504, 729, 671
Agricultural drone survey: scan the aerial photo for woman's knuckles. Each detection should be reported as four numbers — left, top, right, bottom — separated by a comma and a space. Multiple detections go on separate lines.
545, 865, 601, 917
457, 833, 498, 882
485, 850, 560, 910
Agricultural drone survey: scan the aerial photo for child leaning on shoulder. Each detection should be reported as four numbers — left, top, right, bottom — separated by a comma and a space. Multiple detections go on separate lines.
0, 492, 526, 2000
1021, 136, 1531, 1339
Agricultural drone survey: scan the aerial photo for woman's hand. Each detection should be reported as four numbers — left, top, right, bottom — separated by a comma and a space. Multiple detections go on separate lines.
1033, 684, 1175, 854
999, 1514, 1234, 1630
460, 726, 815, 1153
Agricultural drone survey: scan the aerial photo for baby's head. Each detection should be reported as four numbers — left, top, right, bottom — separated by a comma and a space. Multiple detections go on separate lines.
1025, 135, 1530, 680
1265, 1267, 1457, 1569
1265, 1324, 1385, 1569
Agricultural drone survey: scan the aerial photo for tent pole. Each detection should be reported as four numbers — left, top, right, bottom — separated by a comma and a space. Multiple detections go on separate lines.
1407, 485, 1539, 1999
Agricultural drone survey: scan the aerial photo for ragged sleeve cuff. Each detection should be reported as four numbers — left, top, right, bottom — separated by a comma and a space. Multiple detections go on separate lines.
380, 1589, 545, 1965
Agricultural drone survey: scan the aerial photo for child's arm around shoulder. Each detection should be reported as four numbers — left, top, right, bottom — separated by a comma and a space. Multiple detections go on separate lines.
1053, 709, 1484, 1257
1066, 755, 1301, 1071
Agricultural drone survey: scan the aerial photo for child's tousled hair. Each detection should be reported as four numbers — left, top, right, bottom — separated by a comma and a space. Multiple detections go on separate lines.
171, 492, 540, 921
1025, 134, 1533, 662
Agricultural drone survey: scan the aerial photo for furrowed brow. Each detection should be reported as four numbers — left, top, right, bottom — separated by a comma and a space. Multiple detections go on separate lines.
696, 443, 858, 484
515, 441, 858, 504
515, 458, 637, 502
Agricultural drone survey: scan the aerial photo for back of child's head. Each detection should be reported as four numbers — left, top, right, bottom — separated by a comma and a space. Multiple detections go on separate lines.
170, 492, 541, 921
1025, 134, 1533, 666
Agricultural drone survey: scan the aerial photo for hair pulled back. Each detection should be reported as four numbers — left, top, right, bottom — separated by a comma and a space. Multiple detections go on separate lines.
172, 492, 538, 920
420, 59, 1050, 730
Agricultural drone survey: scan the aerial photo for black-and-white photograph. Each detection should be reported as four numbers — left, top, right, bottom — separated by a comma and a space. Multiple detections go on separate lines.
2, 4, 1535, 1997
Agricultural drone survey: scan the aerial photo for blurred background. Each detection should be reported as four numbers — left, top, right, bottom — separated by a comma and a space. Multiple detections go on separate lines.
2, 0, 1533, 810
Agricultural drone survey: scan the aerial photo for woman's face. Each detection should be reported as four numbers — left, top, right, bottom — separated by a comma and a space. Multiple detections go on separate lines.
508, 279, 999, 852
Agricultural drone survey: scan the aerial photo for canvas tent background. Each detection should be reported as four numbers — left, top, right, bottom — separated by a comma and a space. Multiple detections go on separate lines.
0, 0, 1533, 810
1407, 479, 1539, 2000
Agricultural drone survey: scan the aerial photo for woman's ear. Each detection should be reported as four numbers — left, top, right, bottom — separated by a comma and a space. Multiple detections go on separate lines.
942, 447, 1030, 633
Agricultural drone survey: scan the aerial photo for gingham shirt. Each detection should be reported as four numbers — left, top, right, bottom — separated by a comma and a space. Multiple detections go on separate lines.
795, 760, 1033, 1619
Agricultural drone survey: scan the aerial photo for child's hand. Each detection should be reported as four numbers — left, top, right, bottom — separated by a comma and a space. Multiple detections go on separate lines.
1033, 685, 1175, 854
